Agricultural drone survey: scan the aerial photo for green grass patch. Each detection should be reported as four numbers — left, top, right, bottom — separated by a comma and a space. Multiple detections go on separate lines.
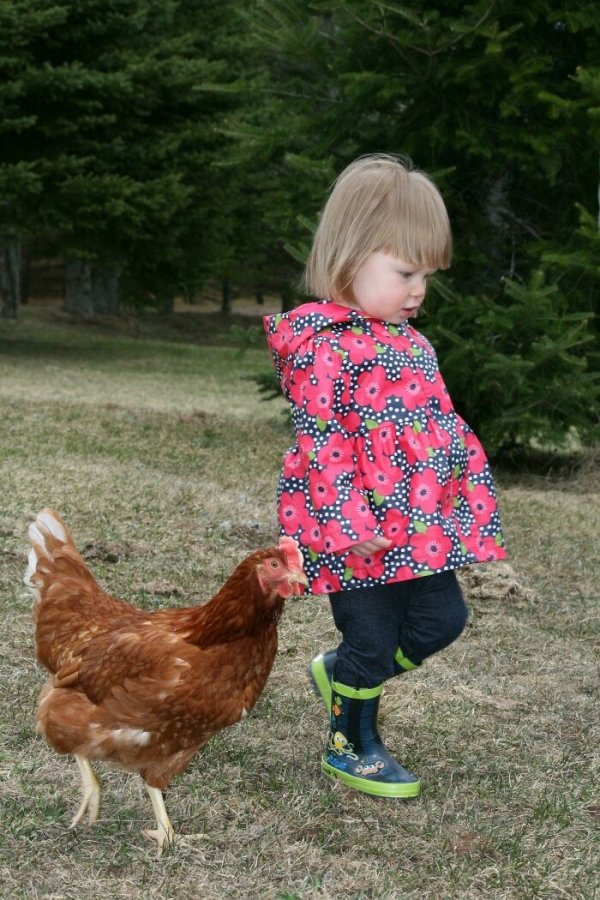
0, 306, 597, 899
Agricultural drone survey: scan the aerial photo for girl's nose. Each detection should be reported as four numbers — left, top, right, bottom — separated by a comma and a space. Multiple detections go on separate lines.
411, 278, 427, 298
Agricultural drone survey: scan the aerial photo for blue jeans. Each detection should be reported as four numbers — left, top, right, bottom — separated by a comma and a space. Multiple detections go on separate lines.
329, 570, 468, 689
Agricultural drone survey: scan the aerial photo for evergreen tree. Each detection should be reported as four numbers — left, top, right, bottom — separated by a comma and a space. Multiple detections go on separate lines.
240, 0, 599, 455
0, 0, 57, 317
0, 0, 242, 315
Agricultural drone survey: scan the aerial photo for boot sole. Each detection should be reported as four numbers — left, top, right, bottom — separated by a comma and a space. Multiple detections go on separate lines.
321, 759, 421, 798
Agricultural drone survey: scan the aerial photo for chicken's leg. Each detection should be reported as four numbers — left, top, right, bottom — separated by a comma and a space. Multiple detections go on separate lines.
143, 784, 175, 856
70, 755, 101, 828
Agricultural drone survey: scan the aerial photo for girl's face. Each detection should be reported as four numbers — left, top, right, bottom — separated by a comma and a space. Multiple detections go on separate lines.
342, 251, 435, 324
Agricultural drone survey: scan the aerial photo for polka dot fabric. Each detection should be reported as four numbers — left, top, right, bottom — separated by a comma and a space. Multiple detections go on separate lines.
264, 300, 506, 595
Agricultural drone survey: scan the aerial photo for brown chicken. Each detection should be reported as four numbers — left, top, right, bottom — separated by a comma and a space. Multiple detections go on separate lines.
24, 509, 307, 854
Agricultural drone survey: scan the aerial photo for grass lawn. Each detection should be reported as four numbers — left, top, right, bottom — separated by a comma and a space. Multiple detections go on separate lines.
0, 305, 597, 899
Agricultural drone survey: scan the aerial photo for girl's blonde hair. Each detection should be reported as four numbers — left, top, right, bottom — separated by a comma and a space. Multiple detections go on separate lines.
305, 153, 452, 299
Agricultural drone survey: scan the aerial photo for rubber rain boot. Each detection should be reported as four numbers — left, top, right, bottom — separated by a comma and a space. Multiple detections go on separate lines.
321, 681, 421, 798
307, 649, 337, 712
394, 646, 420, 676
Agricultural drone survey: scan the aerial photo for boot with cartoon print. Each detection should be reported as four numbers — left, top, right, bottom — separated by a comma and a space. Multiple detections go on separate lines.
321, 681, 421, 798
307, 649, 337, 711
309, 645, 416, 712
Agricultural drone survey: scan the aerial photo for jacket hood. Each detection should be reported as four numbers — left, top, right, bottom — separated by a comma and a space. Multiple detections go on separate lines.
263, 300, 353, 391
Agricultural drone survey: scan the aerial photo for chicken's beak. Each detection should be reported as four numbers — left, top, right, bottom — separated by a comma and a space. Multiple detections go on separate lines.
288, 570, 309, 596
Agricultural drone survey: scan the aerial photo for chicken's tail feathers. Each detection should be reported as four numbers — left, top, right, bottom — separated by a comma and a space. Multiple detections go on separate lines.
24, 508, 92, 602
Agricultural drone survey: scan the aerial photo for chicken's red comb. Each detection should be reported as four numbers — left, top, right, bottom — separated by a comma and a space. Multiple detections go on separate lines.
278, 536, 304, 572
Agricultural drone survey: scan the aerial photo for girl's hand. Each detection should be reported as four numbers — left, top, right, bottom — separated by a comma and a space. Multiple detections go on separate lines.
348, 536, 393, 558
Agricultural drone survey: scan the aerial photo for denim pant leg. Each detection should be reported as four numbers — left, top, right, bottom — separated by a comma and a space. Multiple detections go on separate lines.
329, 581, 409, 689
329, 571, 469, 688
397, 570, 468, 667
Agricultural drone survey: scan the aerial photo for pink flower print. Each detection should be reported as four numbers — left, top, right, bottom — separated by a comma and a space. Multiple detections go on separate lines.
464, 431, 487, 474
381, 509, 410, 546
354, 365, 392, 412
312, 566, 342, 593
361, 457, 403, 498
270, 320, 313, 357
406, 326, 435, 356
269, 318, 294, 355
322, 519, 346, 553
341, 490, 377, 534
282, 449, 308, 480
427, 420, 451, 451
370, 320, 412, 351
411, 525, 452, 568
287, 365, 309, 406
353, 434, 366, 461
316, 432, 356, 474
304, 377, 334, 421
340, 371, 353, 406
308, 468, 338, 509
371, 421, 398, 457
409, 467, 441, 515
464, 532, 503, 561
391, 564, 415, 582
467, 483, 495, 525
399, 424, 431, 466
424, 371, 452, 413
345, 550, 386, 581
396, 367, 426, 411
298, 433, 315, 455
339, 411, 361, 433
339, 329, 378, 365
480, 536, 504, 560
440, 477, 460, 518
313, 340, 343, 380
279, 491, 310, 535
300, 516, 324, 552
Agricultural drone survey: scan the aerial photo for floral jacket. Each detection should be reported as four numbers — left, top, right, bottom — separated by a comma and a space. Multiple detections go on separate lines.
264, 300, 506, 594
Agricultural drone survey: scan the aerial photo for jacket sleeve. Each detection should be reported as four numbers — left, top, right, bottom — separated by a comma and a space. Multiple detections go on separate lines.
283, 337, 381, 554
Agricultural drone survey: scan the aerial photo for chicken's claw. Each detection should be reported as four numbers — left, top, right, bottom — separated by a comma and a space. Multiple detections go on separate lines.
143, 825, 176, 858
70, 755, 101, 828
144, 784, 176, 857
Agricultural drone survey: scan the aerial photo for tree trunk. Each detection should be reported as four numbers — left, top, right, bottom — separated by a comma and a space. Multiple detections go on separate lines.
221, 277, 232, 316
65, 262, 120, 316
65, 260, 94, 316
280, 284, 294, 312
160, 294, 175, 314
597, 152, 599, 231
21, 247, 31, 305
0, 239, 22, 319
91, 267, 120, 315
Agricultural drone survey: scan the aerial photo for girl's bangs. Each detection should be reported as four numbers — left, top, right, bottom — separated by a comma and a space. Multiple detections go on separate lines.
382, 180, 452, 269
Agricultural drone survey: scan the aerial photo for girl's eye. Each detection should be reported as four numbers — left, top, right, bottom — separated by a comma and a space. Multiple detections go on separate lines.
399, 271, 434, 280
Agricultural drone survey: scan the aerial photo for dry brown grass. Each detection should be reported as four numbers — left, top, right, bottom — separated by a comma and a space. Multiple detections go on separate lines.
0, 306, 598, 899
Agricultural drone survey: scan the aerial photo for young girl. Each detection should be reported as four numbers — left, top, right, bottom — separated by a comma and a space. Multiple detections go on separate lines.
263, 154, 506, 798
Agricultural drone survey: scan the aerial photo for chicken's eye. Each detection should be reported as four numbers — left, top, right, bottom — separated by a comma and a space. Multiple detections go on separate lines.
269, 559, 280, 569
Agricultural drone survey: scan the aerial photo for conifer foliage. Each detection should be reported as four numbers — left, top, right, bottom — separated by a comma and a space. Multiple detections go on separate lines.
0, 0, 238, 315
242, 0, 599, 456
0, 0, 597, 456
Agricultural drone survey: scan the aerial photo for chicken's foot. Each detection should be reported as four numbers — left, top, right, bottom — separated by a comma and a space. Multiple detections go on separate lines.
70, 755, 101, 828
143, 784, 176, 857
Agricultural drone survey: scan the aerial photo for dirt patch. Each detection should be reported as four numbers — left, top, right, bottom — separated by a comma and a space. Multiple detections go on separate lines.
82, 540, 153, 563
458, 561, 537, 608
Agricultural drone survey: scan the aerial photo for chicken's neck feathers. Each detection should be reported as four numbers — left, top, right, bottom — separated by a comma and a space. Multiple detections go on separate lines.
161, 569, 282, 647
